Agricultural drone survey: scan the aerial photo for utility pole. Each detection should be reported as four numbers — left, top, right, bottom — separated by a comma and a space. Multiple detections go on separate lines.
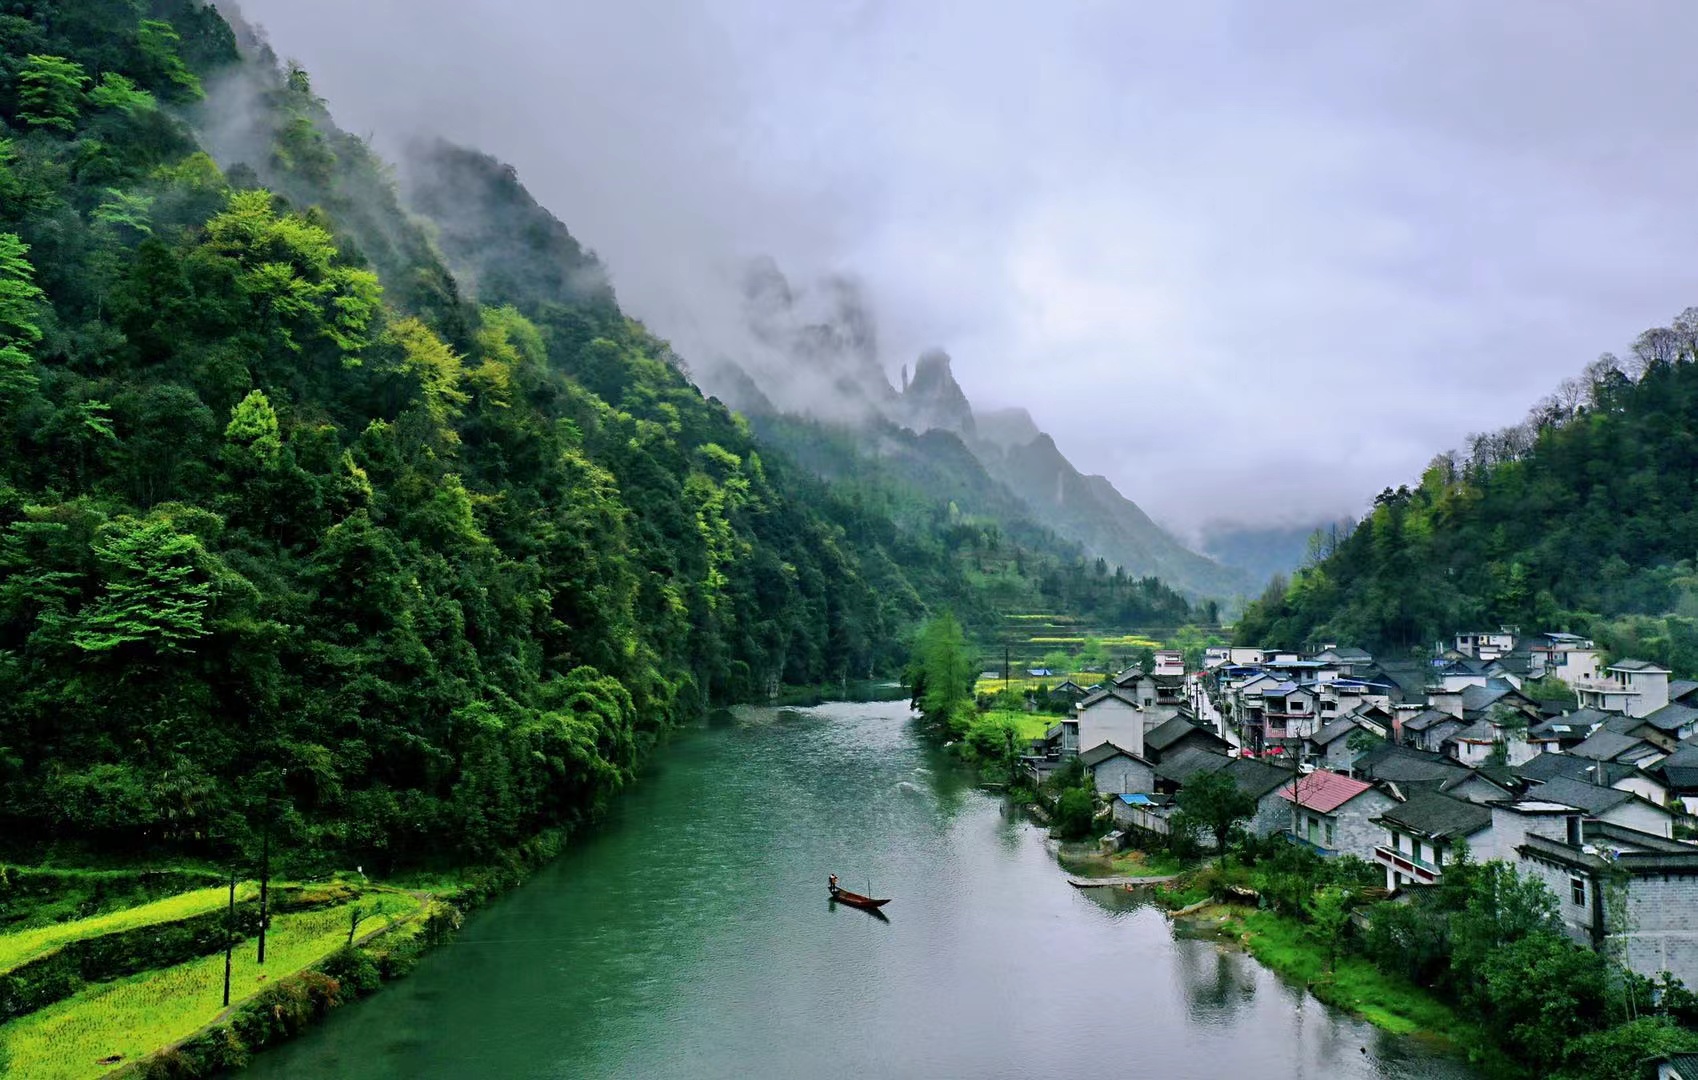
222, 866, 236, 1008
257, 791, 272, 965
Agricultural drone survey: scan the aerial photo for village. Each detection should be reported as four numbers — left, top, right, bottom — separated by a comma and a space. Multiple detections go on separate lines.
1020, 630, 1698, 995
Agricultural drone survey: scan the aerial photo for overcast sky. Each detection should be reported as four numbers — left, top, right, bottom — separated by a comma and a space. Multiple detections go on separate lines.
235, 0, 1698, 537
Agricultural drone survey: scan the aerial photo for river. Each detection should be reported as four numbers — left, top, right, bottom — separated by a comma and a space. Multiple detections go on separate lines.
242, 700, 1474, 1080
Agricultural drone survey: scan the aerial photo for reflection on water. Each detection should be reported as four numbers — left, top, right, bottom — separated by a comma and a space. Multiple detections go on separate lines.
1175, 938, 1260, 1024
241, 700, 1476, 1080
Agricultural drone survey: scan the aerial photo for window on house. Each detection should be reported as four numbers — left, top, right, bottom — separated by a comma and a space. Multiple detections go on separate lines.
1571, 875, 1586, 906
1324, 821, 1336, 847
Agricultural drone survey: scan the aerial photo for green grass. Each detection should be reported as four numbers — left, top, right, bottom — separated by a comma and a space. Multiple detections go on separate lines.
976, 708, 1054, 741
1064, 849, 1191, 879
974, 671, 1107, 697
0, 892, 422, 1080
1228, 909, 1464, 1038
0, 883, 258, 975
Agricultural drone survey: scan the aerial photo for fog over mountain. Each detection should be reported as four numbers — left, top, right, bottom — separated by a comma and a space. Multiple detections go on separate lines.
235, 0, 1698, 533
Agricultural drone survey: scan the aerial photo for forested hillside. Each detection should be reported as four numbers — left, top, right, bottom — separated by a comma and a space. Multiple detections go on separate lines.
748, 413, 1207, 629
0, 1, 1047, 870
1236, 314, 1698, 672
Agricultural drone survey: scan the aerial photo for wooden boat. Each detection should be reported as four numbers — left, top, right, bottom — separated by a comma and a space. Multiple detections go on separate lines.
828, 876, 891, 910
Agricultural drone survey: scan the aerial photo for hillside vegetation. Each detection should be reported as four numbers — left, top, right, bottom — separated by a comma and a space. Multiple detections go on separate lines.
0, 0, 1129, 873
1237, 313, 1698, 671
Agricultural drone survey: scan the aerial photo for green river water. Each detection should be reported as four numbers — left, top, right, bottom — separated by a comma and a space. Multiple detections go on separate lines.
240, 700, 1476, 1079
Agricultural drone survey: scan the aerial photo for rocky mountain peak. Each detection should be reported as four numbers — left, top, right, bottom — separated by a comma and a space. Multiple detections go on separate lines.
901, 348, 975, 438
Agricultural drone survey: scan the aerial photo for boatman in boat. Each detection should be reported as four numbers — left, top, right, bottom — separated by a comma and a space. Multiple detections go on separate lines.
828, 874, 839, 895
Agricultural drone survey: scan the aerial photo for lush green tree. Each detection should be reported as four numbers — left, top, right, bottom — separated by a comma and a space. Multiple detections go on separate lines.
1172, 769, 1256, 862
1557, 1016, 1698, 1080
1480, 932, 1612, 1074
1053, 785, 1097, 840
911, 612, 974, 736
89, 72, 155, 114
1304, 885, 1354, 972
1133, 645, 1156, 677
17, 54, 88, 131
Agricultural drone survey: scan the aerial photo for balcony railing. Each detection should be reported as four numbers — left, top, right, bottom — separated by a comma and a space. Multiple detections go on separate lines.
1575, 678, 1638, 695
1374, 845, 1439, 881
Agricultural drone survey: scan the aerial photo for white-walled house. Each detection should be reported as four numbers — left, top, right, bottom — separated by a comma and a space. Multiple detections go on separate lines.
1576, 659, 1671, 718
1529, 632, 1602, 686
1455, 629, 1517, 661
1521, 775, 1676, 838
1372, 792, 1492, 892
1075, 689, 1146, 760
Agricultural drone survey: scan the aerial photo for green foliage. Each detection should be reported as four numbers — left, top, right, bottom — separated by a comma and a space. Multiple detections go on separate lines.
1556, 1016, 1698, 1080
0, 233, 45, 347
89, 72, 156, 114
135, 19, 203, 101
1172, 769, 1256, 859
0, 1, 1031, 874
910, 612, 975, 736
1235, 316, 1698, 666
17, 54, 88, 132
1053, 786, 1097, 841
69, 515, 212, 654
1480, 931, 1612, 1074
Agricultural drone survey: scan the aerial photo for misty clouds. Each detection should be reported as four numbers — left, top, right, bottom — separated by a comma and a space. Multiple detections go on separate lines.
232, 0, 1698, 536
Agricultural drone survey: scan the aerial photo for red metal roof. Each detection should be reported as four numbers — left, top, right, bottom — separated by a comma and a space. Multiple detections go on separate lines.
1277, 770, 1374, 813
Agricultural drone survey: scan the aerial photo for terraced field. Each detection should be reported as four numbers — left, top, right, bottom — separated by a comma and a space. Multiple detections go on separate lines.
0, 883, 259, 976
0, 876, 423, 1080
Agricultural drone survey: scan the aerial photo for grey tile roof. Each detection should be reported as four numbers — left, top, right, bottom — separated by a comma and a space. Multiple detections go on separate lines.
1444, 718, 1499, 743
1403, 708, 1458, 732
1154, 746, 1232, 784
1659, 765, 1698, 791
1323, 647, 1374, 662
1460, 680, 1523, 714
1569, 728, 1656, 763
1670, 679, 1698, 702
1080, 741, 1149, 767
1642, 702, 1698, 733
1527, 708, 1610, 740
1311, 715, 1362, 745
1516, 753, 1640, 788
1079, 687, 1142, 710
1223, 757, 1295, 800
1601, 712, 1651, 736
1524, 776, 1636, 815
1610, 658, 1670, 672
1145, 716, 1226, 755
1375, 792, 1492, 840
1356, 743, 1471, 785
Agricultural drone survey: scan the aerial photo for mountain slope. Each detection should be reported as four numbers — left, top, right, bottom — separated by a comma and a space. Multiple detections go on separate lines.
977, 430, 1246, 599
1234, 320, 1698, 671
1199, 518, 1355, 590
400, 143, 1206, 635
0, 2, 1030, 868
693, 263, 1243, 599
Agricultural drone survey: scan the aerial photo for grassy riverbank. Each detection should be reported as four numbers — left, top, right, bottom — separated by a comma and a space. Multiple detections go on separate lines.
0, 831, 569, 1079
1061, 847, 1191, 879
1179, 903, 1467, 1038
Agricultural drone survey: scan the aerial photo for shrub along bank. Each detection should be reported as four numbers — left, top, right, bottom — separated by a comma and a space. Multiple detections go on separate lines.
89, 828, 567, 1080
1156, 836, 1698, 1080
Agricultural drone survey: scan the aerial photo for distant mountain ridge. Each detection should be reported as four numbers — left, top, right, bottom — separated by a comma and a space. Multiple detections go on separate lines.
698, 263, 1245, 599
